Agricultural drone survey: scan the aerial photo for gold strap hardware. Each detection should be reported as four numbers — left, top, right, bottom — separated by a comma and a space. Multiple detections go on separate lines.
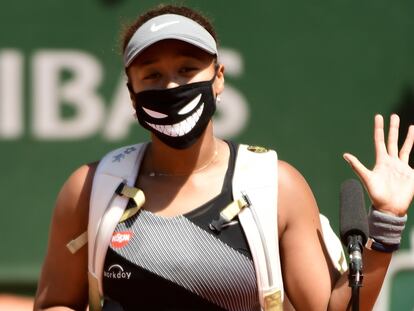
221, 196, 249, 222
209, 193, 251, 232
264, 290, 282, 311
116, 183, 145, 222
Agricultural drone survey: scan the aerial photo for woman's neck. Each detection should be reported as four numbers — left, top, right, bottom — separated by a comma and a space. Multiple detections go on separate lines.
145, 122, 220, 177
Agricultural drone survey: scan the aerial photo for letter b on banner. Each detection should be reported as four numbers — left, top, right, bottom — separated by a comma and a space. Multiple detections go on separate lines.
32, 50, 105, 139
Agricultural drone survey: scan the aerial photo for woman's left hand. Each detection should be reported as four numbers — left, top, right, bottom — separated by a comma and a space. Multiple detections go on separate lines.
343, 114, 414, 216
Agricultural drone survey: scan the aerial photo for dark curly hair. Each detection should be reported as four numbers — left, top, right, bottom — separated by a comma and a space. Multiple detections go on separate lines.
121, 4, 218, 53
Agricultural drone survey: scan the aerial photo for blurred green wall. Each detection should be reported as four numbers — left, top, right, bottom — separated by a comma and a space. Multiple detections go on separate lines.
0, 0, 413, 309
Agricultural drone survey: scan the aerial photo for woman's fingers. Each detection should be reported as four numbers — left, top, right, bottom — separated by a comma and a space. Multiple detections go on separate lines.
343, 152, 370, 183
374, 114, 387, 162
387, 114, 400, 158
399, 125, 414, 163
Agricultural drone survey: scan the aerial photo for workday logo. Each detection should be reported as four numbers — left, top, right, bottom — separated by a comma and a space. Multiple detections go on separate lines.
104, 264, 132, 280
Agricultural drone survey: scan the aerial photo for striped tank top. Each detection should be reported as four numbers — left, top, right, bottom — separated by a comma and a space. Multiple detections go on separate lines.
102, 141, 260, 311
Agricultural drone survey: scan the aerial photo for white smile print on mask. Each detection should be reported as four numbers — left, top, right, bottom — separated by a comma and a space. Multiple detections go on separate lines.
133, 75, 217, 149
143, 94, 204, 137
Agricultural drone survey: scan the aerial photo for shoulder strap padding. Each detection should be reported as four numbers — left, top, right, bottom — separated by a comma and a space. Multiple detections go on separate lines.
319, 214, 348, 273
88, 143, 148, 295
232, 144, 284, 307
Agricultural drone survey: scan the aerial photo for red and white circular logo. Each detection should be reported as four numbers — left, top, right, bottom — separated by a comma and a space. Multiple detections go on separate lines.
111, 231, 133, 248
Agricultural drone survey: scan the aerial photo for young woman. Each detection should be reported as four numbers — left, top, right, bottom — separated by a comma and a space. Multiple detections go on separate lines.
34, 5, 414, 311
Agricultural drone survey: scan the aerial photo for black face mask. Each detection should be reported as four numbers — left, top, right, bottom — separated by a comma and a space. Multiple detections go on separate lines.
129, 74, 217, 149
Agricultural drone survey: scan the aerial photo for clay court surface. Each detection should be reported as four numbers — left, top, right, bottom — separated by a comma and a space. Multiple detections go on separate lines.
0, 294, 33, 311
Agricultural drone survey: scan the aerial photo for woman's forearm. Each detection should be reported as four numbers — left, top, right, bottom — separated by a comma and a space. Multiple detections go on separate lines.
328, 248, 392, 311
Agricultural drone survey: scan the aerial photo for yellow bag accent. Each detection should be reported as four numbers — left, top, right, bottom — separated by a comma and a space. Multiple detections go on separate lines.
220, 197, 249, 222
338, 251, 347, 274
88, 272, 102, 311
118, 185, 145, 222
247, 145, 269, 153
66, 231, 88, 254
264, 290, 282, 311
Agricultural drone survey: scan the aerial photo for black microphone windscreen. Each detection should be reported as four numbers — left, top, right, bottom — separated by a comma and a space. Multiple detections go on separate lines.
339, 179, 369, 246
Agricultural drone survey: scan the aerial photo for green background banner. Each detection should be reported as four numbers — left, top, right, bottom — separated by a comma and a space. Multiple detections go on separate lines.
1, 1, 413, 309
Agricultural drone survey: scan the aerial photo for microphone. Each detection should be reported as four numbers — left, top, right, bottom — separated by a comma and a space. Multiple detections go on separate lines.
340, 179, 369, 288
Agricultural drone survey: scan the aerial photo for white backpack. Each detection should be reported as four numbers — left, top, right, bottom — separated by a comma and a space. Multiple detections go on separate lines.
67, 143, 346, 311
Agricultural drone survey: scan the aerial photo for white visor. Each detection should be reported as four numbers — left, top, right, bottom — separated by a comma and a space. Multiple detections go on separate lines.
123, 14, 218, 67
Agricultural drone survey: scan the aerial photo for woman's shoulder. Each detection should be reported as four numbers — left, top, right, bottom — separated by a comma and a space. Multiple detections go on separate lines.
52, 162, 98, 232
277, 159, 317, 205
277, 160, 311, 190
277, 160, 319, 230
58, 162, 98, 206
34, 162, 98, 310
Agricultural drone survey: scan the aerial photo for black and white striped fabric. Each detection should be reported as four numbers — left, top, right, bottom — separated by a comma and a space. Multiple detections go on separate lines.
102, 142, 260, 311
117, 211, 258, 310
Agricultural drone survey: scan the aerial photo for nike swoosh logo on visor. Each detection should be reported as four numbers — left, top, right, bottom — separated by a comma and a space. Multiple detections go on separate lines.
150, 21, 180, 32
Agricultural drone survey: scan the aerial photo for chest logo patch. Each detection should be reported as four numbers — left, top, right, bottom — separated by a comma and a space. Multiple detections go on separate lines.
111, 231, 133, 248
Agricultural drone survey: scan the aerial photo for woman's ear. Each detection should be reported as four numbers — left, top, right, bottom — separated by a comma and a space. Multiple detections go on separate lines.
213, 63, 225, 96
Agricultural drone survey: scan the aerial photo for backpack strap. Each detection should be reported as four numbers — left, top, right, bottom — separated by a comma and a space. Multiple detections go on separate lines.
232, 144, 284, 311
319, 214, 348, 273
88, 143, 148, 310
232, 145, 347, 311
85, 142, 345, 311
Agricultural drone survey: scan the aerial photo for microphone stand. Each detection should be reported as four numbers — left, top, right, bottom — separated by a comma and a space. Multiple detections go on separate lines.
347, 235, 364, 311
